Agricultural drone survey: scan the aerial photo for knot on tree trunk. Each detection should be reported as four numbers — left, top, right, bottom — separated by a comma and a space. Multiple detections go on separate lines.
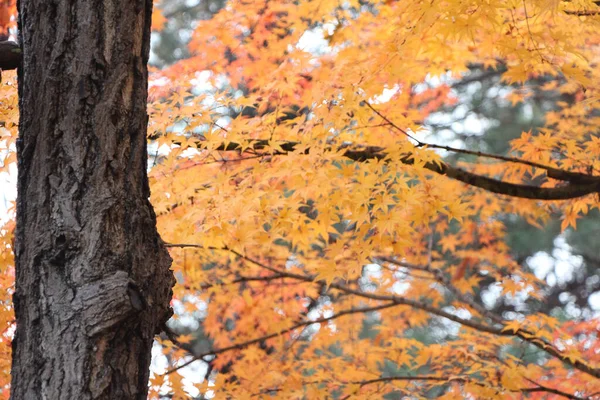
72, 270, 141, 337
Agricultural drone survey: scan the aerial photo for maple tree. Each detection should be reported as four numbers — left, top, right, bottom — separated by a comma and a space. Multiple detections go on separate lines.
1, 0, 600, 398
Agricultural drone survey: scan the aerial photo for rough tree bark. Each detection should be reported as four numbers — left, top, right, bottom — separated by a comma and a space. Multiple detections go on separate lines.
10, 1, 174, 399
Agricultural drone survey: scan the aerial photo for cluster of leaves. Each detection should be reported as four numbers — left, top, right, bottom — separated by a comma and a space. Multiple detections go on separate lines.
3, 0, 600, 398
143, 0, 600, 398
0, 0, 15, 40
0, 65, 16, 398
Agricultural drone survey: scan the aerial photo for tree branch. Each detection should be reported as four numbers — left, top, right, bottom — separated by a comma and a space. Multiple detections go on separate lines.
450, 68, 504, 88
204, 139, 600, 200
351, 376, 584, 400
256, 375, 585, 400
364, 102, 599, 185
165, 243, 600, 379
375, 256, 504, 325
564, 9, 600, 16
521, 378, 587, 400
163, 301, 400, 374
194, 273, 291, 291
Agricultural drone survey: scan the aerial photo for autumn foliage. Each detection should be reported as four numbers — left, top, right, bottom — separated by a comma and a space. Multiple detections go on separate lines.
2, 0, 600, 398
0, 0, 15, 40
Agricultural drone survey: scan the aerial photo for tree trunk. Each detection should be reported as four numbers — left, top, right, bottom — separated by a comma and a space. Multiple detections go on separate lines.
10, 1, 174, 399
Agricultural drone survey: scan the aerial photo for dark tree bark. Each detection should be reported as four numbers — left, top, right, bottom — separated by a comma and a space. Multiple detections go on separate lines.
0, 40, 20, 70
11, 1, 174, 399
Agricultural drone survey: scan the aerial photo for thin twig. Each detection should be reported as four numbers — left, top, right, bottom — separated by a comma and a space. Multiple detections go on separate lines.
364, 102, 598, 184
